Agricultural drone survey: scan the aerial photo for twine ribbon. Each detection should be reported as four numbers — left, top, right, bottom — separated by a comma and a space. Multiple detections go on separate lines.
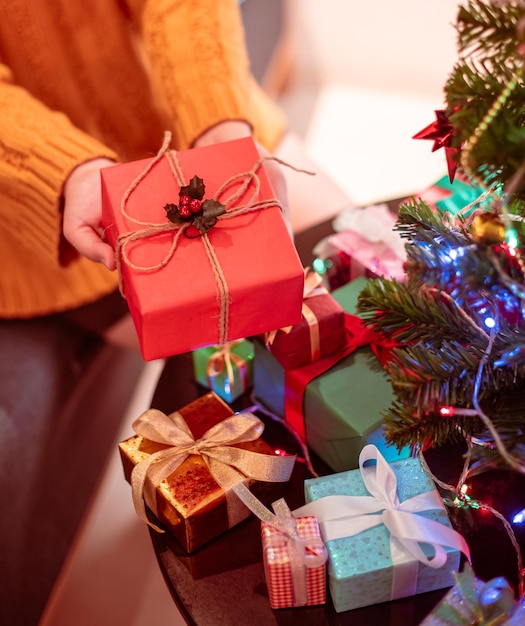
265, 268, 326, 362
114, 131, 293, 345
294, 444, 471, 601
129, 406, 296, 533
206, 340, 249, 394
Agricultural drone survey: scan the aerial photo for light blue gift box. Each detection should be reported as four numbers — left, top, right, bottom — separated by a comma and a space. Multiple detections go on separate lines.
302, 452, 463, 613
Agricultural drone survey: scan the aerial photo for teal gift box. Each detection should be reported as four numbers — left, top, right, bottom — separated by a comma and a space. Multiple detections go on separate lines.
192, 339, 254, 403
418, 173, 493, 218
299, 446, 468, 613
253, 277, 409, 471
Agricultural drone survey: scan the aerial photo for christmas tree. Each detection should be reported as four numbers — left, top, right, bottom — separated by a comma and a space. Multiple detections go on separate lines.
357, 0, 525, 476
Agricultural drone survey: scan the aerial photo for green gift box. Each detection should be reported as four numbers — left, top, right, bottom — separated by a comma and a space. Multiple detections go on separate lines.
298, 446, 468, 613
192, 339, 254, 403
253, 277, 410, 471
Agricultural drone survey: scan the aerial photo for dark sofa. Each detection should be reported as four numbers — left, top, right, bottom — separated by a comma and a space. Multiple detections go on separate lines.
0, 317, 144, 625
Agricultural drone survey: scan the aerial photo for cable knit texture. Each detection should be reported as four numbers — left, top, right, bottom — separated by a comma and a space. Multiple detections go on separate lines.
0, 0, 286, 317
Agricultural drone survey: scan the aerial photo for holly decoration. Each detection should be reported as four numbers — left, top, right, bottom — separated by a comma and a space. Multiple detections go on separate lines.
164, 175, 226, 235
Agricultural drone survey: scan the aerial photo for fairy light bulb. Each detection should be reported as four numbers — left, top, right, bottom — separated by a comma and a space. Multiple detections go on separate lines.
484, 316, 496, 329
312, 257, 328, 275
506, 228, 519, 249
440, 406, 479, 417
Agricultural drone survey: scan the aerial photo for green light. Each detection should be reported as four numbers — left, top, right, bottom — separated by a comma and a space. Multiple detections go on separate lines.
312, 257, 327, 274
506, 228, 519, 249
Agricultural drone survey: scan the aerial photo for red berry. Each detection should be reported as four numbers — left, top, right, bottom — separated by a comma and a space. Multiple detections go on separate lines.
178, 205, 191, 218
189, 199, 202, 214
179, 195, 190, 207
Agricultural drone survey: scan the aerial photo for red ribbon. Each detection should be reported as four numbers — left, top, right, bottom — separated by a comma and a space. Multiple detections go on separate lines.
284, 313, 396, 440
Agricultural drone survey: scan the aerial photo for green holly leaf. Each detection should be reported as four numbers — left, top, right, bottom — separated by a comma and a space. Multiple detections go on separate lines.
179, 175, 205, 200
164, 202, 183, 224
190, 199, 225, 234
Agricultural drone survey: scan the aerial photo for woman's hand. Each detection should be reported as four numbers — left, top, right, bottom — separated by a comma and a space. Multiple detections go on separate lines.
62, 157, 117, 270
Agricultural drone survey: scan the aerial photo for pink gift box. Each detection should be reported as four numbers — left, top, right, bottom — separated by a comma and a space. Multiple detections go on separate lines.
262, 514, 327, 609
328, 230, 406, 281
101, 137, 304, 361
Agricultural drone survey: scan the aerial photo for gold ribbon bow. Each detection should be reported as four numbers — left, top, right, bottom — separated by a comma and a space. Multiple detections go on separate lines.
206, 340, 249, 394
265, 268, 326, 361
130, 407, 296, 532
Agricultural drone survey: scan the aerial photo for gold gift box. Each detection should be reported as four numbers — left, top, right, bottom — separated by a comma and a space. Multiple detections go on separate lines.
119, 392, 278, 553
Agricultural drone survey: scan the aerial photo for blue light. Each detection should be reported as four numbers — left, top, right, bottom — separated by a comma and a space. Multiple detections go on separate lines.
512, 508, 525, 524
484, 316, 496, 329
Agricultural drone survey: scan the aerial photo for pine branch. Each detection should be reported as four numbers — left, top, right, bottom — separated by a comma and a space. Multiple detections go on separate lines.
357, 278, 487, 345
455, 0, 525, 65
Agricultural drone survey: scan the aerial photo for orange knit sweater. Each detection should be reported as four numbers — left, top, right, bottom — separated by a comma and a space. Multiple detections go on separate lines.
0, 0, 286, 318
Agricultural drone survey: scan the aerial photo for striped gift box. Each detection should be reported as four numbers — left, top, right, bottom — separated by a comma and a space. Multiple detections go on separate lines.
262, 515, 326, 609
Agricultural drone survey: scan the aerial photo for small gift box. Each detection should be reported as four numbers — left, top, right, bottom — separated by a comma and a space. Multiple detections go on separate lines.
119, 392, 295, 553
296, 445, 470, 613
420, 563, 523, 625
192, 339, 254, 403
327, 203, 407, 282
101, 136, 304, 361
253, 277, 410, 471
262, 499, 327, 609
263, 269, 347, 370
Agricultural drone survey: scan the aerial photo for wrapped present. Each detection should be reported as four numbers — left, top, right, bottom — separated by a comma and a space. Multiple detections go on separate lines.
101, 136, 304, 361
420, 563, 523, 625
253, 337, 408, 472
261, 498, 327, 609
119, 392, 296, 553
192, 339, 254, 403
253, 277, 410, 471
263, 269, 346, 370
326, 203, 407, 282
295, 445, 470, 613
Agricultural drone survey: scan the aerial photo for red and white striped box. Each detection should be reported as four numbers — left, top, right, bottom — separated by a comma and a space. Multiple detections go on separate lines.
261, 515, 326, 609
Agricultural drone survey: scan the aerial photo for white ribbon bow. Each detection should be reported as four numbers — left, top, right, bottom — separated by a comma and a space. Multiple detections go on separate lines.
294, 444, 470, 600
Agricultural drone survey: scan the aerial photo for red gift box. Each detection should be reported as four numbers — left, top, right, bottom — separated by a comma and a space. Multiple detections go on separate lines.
263, 269, 346, 370
261, 499, 327, 609
101, 137, 304, 360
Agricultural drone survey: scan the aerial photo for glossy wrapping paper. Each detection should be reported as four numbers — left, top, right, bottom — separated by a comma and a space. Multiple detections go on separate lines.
119, 392, 291, 553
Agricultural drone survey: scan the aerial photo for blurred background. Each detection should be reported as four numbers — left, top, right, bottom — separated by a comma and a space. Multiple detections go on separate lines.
40, 2, 463, 625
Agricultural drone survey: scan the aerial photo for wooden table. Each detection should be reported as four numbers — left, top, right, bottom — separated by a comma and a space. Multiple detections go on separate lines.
146, 217, 525, 625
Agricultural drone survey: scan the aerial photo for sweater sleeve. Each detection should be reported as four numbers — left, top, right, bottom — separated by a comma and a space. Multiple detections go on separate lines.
0, 63, 118, 268
126, 0, 288, 151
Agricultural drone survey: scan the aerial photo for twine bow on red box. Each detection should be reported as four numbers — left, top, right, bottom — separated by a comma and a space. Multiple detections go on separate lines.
114, 132, 307, 345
